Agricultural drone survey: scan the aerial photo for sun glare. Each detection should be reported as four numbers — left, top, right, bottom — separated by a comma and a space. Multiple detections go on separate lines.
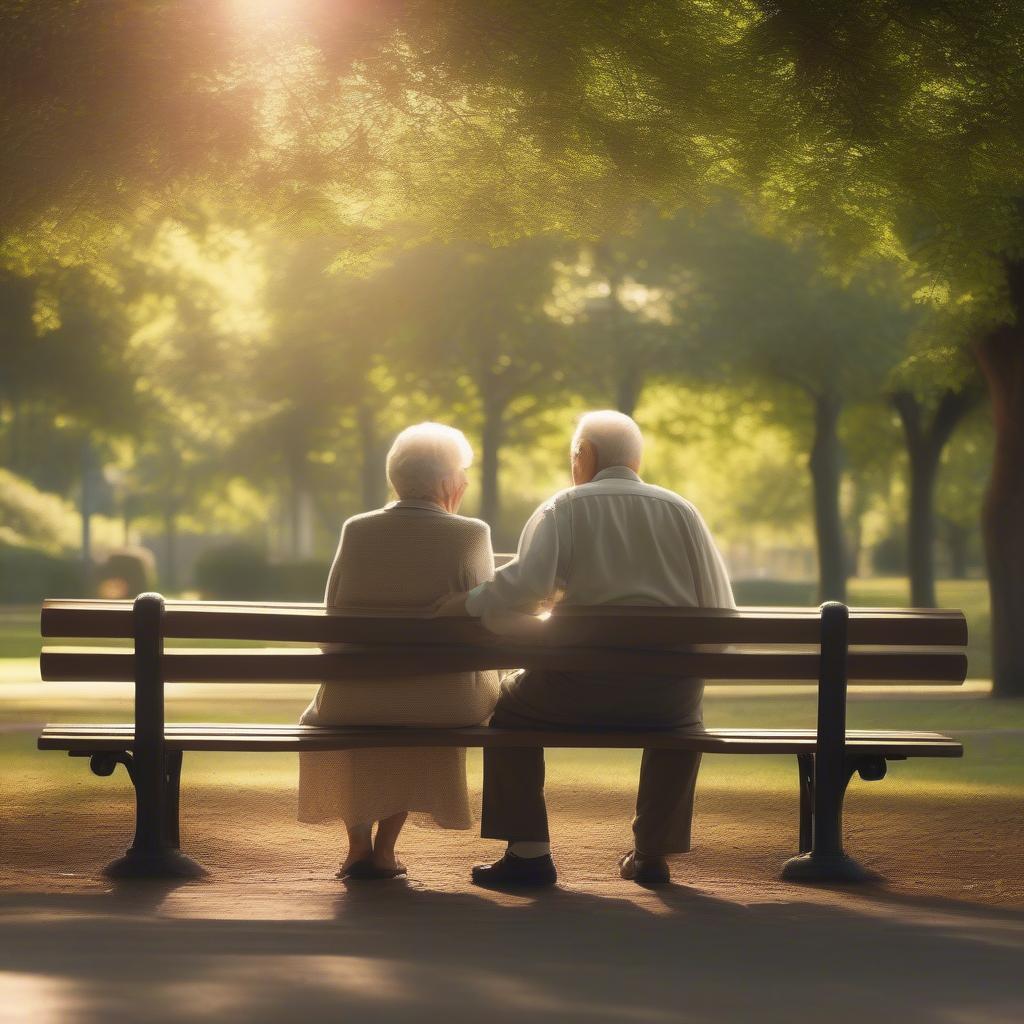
231, 0, 306, 27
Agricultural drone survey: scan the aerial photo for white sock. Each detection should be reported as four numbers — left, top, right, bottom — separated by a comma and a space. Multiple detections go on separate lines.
508, 841, 551, 859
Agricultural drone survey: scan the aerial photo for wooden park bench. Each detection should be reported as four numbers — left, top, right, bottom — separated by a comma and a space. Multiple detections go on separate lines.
38, 594, 966, 883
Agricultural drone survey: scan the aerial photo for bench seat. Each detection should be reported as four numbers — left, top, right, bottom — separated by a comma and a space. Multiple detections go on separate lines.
39, 722, 963, 757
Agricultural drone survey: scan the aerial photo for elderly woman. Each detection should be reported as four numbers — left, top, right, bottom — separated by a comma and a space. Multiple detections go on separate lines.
298, 422, 499, 879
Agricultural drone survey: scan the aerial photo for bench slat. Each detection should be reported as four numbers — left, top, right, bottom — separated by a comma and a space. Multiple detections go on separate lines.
40, 600, 969, 647
37, 723, 963, 757
39, 645, 969, 683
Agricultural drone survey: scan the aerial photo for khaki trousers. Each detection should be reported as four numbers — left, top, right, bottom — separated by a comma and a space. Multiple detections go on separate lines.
480, 670, 704, 856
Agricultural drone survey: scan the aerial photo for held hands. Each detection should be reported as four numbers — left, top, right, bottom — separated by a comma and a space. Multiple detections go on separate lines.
430, 590, 554, 639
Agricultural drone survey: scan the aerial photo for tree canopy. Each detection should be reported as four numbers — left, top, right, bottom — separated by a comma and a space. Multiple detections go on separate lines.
2, 0, 1022, 691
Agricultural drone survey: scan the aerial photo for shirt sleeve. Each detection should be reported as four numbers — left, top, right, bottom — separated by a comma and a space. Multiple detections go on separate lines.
465, 501, 562, 617
690, 511, 736, 610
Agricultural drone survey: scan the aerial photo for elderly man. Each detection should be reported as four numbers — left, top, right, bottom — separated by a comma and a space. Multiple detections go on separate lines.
442, 410, 734, 887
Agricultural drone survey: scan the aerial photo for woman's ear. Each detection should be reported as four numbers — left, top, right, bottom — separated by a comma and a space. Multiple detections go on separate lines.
440, 475, 467, 512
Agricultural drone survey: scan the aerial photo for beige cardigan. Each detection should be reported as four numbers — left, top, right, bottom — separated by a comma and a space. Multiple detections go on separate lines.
297, 501, 500, 828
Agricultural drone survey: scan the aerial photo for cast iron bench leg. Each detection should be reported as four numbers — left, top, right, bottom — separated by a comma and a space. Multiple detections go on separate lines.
784, 602, 875, 882
75, 747, 189, 863
797, 753, 814, 854
165, 750, 183, 850
100, 594, 205, 879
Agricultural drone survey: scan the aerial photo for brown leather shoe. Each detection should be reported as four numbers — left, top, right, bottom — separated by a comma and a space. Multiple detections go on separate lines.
471, 852, 557, 889
619, 850, 671, 885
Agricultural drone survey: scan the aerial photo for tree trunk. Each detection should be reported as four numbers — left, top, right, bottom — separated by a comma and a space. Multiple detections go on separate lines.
8, 398, 21, 472
808, 395, 847, 603
595, 244, 644, 418
892, 389, 978, 607
80, 436, 95, 567
284, 435, 308, 561
356, 402, 387, 509
162, 504, 178, 593
615, 366, 643, 419
480, 399, 503, 529
845, 476, 870, 579
976, 318, 1024, 697
944, 519, 970, 579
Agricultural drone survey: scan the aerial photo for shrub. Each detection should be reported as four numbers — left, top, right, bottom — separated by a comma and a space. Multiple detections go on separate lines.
0, 467, 124, 552
872, 533, 907, 575
193, 542, 328, 600
0, 542, 89, 602
731, 579, 817, 606
272, 561, 326, 601
0, 468, 79, 551
193, 542, 273, 600
95, 546, 157, 599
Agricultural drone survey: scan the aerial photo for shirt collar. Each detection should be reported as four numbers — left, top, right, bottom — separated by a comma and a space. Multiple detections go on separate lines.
592, 466, 642, 483
387, 499, 449, 514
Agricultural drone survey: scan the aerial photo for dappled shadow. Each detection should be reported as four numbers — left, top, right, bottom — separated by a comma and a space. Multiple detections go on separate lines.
2, 876, 1023, 1023
5, 733, 1024, 1021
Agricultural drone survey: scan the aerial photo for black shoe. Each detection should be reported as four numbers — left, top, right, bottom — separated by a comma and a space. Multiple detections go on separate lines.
471, 852, 558, 889
619, 850, 671, 885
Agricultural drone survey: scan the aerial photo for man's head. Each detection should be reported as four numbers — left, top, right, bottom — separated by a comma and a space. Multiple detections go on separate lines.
570, 410, 644, 485
386, 422, 473, 512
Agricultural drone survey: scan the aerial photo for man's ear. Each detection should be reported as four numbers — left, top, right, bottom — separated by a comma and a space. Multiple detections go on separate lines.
576, 439, 599, 483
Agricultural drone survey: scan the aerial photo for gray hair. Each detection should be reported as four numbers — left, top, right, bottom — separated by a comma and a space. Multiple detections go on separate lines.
386, 422, 474, 501
573, 410, 644, 470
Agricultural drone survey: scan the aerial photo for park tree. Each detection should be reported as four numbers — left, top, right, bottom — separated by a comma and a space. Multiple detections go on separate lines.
665, 204, 914, 602
551, 210, 697, 418
0, 262, 140, 561
729, 3, 1024, 693
236, 235, 399, 552
839, 400, 904, 581
936, 409, 993, 581
0, 1, 257, 239
384, 238, 570, 531
312, 0, 1024, 692
889, 360, 983, 606
5, 1, 1024, 689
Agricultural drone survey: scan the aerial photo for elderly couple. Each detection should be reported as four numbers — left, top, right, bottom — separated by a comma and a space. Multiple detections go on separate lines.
298, 410, 735, 887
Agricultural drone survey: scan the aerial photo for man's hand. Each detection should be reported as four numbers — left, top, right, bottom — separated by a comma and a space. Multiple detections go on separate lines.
431, 591, 469, 617
481, 607, 550, 638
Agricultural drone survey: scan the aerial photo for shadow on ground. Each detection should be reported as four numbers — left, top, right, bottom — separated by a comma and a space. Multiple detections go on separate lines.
3, 774, 1024, 1023
2, 876, 1023, 1024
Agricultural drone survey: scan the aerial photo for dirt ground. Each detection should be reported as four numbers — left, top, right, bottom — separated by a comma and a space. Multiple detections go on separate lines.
3, 769, 1024, 1024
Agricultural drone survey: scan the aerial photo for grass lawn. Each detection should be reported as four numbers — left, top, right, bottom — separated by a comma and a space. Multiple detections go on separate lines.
5, 663, 1020, 798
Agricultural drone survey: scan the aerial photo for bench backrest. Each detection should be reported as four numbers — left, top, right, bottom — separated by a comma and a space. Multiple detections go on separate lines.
40, 599, 969, 685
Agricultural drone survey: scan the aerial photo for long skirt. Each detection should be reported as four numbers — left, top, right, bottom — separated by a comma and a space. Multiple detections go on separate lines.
297, 671, 500, 829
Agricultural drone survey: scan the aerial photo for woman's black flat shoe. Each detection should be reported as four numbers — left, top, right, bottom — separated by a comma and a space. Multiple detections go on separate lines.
345, 860, 408, 880
336, 859, 374, 879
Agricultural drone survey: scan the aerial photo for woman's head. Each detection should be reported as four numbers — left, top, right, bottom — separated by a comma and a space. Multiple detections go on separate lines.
385, 422, 473, 511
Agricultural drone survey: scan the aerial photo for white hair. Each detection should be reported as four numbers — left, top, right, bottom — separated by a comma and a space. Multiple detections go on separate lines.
573, 410, 644, 470
386, 422, 474, 501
